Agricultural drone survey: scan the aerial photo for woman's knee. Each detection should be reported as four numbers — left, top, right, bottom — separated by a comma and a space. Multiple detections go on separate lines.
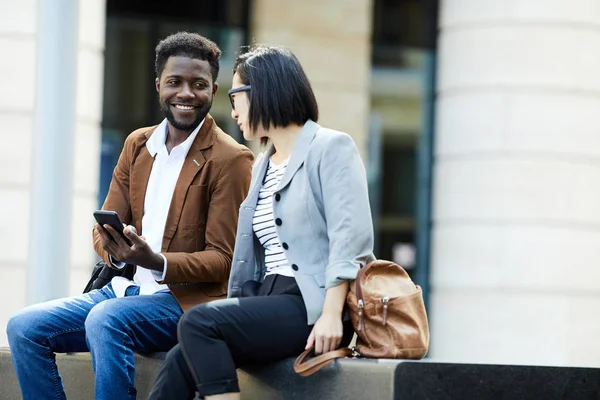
178, 304, 211, 335
178, 301, 230, 340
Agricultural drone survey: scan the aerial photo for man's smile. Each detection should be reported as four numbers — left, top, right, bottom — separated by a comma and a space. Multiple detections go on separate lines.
171, 103, 198, 111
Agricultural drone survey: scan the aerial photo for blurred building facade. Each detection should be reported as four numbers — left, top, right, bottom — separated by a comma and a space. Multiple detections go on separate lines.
1, 0, 599, 369
0, 0, 107, 344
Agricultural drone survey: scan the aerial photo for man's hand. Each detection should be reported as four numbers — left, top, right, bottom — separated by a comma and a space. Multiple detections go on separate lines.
305, 311, 344, 355
94, 223, 164, 272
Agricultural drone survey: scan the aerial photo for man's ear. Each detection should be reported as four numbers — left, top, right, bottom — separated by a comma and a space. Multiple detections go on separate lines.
212, 82, 219, 97
155, 77, 160, 92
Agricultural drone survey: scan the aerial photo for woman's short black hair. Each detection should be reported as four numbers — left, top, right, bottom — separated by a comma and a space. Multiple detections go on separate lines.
233, 46, 319, 145
155, 32, 221, 82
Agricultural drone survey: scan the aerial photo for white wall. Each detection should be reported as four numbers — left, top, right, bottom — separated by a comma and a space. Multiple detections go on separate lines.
0, 0, 106, 346
432, 0, 600, 366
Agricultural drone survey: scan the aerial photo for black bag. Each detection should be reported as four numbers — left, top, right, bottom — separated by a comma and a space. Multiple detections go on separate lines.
83, 260, 135, 293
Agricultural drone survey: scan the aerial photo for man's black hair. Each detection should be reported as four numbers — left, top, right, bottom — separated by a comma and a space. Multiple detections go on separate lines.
233, 46, 319, 144
155, 32, 221, 81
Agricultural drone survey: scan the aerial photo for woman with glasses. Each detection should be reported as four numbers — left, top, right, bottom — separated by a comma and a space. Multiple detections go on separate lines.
149, 45, 374, 400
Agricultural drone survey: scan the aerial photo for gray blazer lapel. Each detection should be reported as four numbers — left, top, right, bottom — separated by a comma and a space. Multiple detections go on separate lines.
277, 120, 319, 192
228, 148, 274, 297
246, 146, 274, 204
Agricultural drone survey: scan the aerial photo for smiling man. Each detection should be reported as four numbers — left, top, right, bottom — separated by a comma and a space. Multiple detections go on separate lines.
6, 32, 253, 400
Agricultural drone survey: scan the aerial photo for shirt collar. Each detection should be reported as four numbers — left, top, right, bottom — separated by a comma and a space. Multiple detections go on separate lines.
146, 118, 205, 157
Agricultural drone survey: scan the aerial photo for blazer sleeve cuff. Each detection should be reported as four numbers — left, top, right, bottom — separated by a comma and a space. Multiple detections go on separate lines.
325, 260, 361, 289
109, 255, 127, 270
152, 253, 168, 282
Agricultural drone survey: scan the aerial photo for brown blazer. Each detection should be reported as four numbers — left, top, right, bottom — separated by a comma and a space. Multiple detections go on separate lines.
92, 115, 253, 312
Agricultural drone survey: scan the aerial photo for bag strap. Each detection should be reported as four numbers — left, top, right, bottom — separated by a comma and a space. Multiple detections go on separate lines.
354, 265, 366, 301
293, 347, 352, 376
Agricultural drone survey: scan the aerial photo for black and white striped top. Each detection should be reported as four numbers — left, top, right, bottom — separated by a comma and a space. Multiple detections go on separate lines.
253, 157, 294, 277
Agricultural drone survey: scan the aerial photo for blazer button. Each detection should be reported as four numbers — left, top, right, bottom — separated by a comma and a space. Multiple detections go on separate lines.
291, 264, 298, 271
275, 218, 282, 226
274, 193, 281, 201
282, 242, 288, 250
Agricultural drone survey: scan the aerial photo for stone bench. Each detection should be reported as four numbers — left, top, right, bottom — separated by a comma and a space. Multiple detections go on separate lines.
0, 348, 398, 399
3, 347, 600, 399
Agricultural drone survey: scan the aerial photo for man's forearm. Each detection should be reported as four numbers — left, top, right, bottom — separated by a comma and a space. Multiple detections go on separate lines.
142, 252, 166, 272
161, 249, 231, 284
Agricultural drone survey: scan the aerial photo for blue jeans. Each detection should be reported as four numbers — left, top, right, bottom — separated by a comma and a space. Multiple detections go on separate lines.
6, 283, 182, 400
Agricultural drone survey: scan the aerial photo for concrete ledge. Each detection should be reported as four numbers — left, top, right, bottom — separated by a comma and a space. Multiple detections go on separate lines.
238, 356, 399, 400
0, 347, 399, 400
4, 346, 600, 399
394, 361, 600, 399
0, 348, 165, 400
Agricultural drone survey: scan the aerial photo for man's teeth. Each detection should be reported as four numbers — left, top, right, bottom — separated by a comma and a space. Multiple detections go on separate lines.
175, 105, 194, 110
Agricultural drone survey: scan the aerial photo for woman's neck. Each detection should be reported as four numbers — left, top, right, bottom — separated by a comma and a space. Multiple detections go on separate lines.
268, 123, 303, 164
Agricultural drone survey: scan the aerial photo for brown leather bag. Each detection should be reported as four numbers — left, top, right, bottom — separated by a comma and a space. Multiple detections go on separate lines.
294, 260, 429, 376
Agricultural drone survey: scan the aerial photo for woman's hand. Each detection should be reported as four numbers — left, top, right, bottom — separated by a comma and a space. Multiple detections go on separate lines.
305, 311, 344, 354
305, 280, 349, 354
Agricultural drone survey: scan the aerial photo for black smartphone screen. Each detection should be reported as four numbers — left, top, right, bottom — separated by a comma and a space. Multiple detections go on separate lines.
93, 210, 131, 245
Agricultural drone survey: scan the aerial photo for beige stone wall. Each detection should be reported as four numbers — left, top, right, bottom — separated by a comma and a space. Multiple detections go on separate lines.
432, 0, 600, 366
0, 0, 36, 347
0, 0, 105, 346
249, 0, 373, 159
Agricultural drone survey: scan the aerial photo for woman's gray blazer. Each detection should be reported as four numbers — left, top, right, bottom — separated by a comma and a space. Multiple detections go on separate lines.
227, 120, 375, 325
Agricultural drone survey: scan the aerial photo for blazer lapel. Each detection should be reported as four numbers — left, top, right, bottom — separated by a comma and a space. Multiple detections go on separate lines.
130, 129, 156, 233
245, 147, 274, 207
277, 120, 319, 192
162, 116, 216, 250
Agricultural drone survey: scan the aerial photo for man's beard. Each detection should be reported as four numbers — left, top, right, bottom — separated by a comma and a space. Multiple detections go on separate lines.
160, 99, 212, 132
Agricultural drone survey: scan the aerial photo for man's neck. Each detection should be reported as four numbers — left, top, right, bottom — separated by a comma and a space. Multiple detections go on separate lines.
165, 123, 195, 154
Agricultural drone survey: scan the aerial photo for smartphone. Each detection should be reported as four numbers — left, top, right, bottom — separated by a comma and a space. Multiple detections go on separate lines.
93, 210, 132, 245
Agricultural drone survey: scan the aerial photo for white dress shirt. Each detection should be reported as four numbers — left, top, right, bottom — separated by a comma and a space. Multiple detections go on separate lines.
110, 118, 204, 297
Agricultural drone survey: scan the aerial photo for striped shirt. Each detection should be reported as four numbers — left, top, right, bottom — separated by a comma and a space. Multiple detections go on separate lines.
253, 157, 294, 277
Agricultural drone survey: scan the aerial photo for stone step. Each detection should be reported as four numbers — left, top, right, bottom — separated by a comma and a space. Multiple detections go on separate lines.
0, 348, 165, 400
3, 346, 600, 399
0, 347, 399, 399
395, 361, 600, 400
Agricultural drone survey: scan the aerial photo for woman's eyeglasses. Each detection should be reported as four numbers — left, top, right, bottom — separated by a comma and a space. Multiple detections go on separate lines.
227, 85, 251, 110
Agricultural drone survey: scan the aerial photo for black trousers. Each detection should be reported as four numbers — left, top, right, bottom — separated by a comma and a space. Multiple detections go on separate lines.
148, 275, 352, 399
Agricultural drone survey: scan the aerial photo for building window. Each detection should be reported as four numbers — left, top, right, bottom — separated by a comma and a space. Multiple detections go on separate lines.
369, 0, 437, 283
99, 0, 250, 206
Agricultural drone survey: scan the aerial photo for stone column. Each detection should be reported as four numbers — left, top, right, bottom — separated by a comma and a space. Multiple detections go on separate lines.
68, 0, 106, 294
0, 0, 105, 345
432, 0, 600, 366
249, 0, 373, 158
0, 0, 37, 346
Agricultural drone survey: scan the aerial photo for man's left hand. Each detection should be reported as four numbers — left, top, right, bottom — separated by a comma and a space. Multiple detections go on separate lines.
96, 224, 164, 272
